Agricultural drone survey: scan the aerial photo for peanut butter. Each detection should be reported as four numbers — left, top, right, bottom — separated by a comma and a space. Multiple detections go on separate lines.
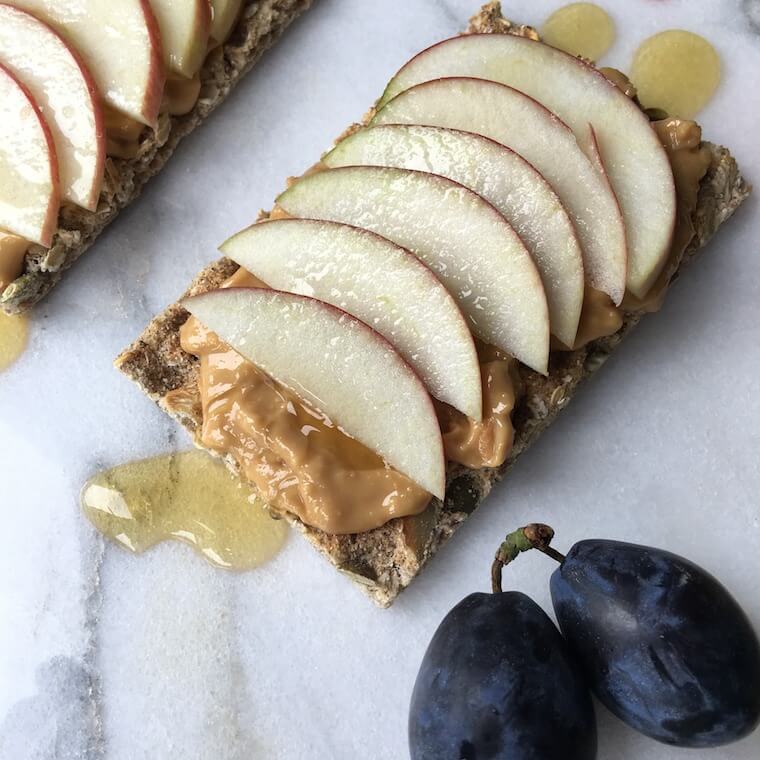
600, 67, 638, 99
0, 232, 29, 293
436, 343, 521, 469
566, 71, 713, 345
622, 118, 712, 312
162, 73, 203, 116
554, 286, 624, 351
173, 269, 520, 534
103, 105, 146, 159
174, 269, 431, 535
104, 33, 228, 159
103, 75, 203, 158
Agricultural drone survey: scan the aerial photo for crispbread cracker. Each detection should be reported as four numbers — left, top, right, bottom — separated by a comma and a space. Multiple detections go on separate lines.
1, 0, 313, 314
116, 3, 751, 606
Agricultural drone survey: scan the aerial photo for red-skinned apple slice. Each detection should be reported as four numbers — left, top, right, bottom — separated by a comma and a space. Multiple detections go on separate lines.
379, 34, 676, 298
209, 0, 243, 44
220, 218, 483, 419
323, 124, 584, 347
277, 166, 550, 374
373, 77, 627, 305
0, 63, 59, 246
183, 287, 446, 499
150, 0, 211, 77
0, 4, 104, 211
11, 0, 164, 126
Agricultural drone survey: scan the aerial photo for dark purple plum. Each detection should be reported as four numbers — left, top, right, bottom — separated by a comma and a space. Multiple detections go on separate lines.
551, 539, 760, 747
409, 591, 597, 760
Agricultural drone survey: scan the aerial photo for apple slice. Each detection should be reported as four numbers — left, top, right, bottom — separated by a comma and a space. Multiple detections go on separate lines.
0, 64, 59, 246
10, 0, 164, 126
184, 287, 446, 498
150, 0, 211, 77
323, 124, 585, 348
210, 0, 243, 44
379, 34, 676, 298
373, 77, 627, 305
277, 166, 550, 374
0, 5, 104, 211
220, 218, 483, 419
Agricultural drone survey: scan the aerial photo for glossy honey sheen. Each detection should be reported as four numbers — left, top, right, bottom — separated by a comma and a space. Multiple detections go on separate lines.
81, 450, 288, 569
541, 3, 615, 61
0, 312, 28, 372
631, 30, 720, 118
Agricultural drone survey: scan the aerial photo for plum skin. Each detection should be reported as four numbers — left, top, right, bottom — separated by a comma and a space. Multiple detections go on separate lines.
551, 539, 760, 747
409, 591, 597, 760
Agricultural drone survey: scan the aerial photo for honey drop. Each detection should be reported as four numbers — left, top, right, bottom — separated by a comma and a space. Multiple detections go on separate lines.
541, 3, 615, 61
631, 30, 720, 118
82, 449, 288, 570
0, 312, 28, 372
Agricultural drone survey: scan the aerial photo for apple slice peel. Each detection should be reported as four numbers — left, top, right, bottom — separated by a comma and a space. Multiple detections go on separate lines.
11, 0, 165, 126
183, 287, 447, 499
0, 4, 104, 210
277, 165, 550, 375
0, 63, 59, 246
220, 218, 483, 420
150, 0, 211, 77
372, 77, 627, 306
380, 33, 676, 297
323, 124, 585, 347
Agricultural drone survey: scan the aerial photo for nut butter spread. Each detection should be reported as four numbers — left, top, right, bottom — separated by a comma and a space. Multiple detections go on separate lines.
621, 118, 712, 312
104, 75, 204, 158
436, 343, 521, 469
267, 206, 522, 464
563, 70, 712, 348
105, 35, 230, 159
103, 105, 147, 159
174, 269, 520, 534
176, 269, 432, 535
553, 286, 624, 351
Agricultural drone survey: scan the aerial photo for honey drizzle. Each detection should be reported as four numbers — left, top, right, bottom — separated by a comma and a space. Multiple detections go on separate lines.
81, 450, 288, 570
631, 30, 721, 118
541, 3, 615, 61
0, 312, 28, 372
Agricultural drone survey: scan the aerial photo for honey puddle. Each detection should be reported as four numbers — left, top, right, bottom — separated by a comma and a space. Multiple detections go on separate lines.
631, 30, 721, 118
0, 312, 28, 372
541, 3, 615, 61
82, 450, 288, 569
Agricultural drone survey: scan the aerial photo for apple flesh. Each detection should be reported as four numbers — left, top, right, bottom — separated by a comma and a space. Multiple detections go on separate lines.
323, 124, 585, 348
150, 0, 211, 77
0, 63, 59, 246
277, 166, 550, 375
379, 34, 676, 298
0, 5, 104, 211
373, 77, 627, 306
10, 0, 165, 126
210, 0, 243, 44
184, 287, 446, 499
220, 218, 483, 419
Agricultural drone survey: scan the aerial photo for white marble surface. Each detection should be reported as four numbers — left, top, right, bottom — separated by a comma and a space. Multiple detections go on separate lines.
1, 1, 759, 758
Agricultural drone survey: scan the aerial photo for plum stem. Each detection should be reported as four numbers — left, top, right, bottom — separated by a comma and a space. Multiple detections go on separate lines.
491, 523, 566, 593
